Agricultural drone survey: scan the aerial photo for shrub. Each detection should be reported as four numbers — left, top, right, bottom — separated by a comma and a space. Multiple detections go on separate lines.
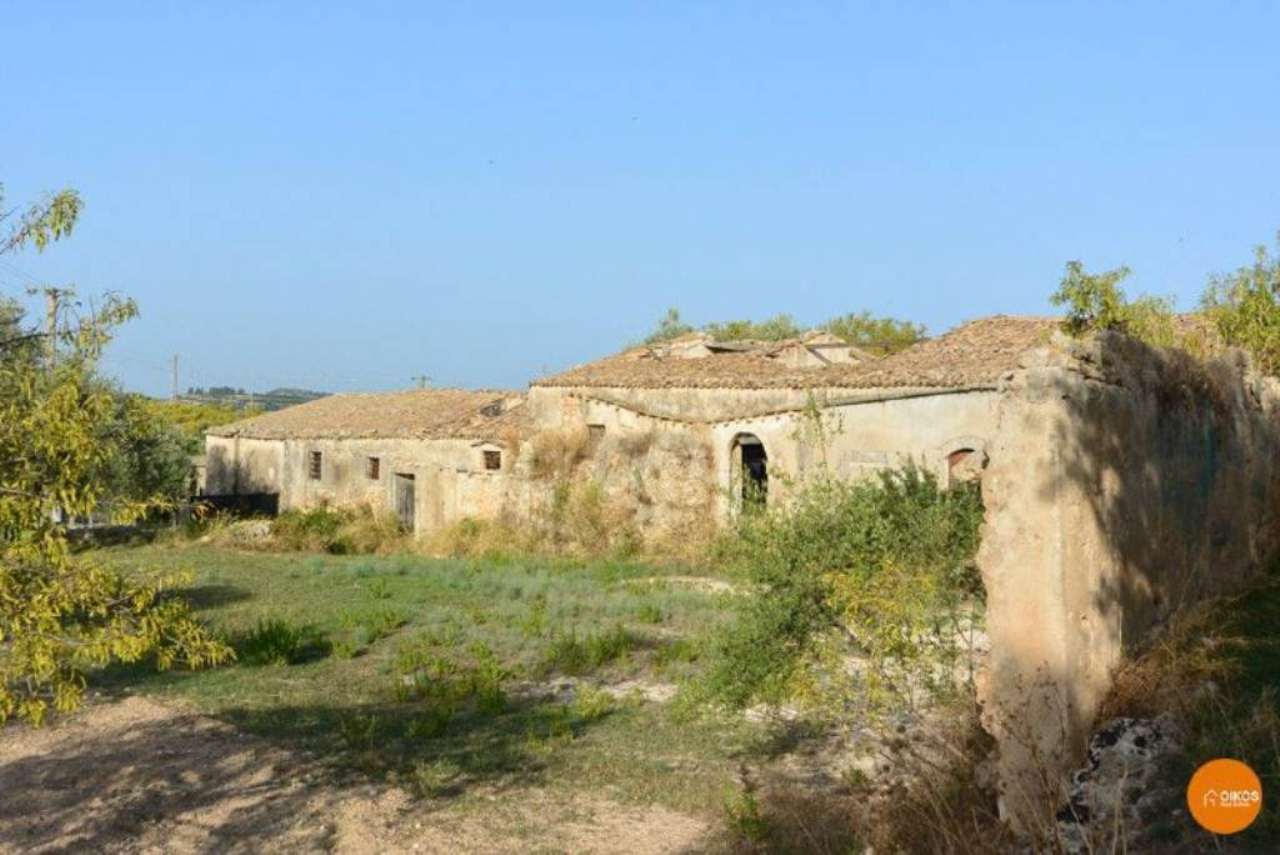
236, 617, 331, 666
1050, 260, 1187, 349
393, 636, 510, 717
569, 685, 615, 722
1202, 236, 1280, 374
701, 465, 985, 715
270, 504, 406, 554
425, 516, 530, 559
528, 428, 591, 480
335, 607, 408, 657
539, 625, 637, 676
1098, 561, 1280, 848
616, 430, 655, 458
635, 602, 665, 624
822, 311, 926, 355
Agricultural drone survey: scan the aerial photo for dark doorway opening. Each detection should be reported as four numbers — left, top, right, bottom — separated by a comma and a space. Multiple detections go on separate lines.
394, 474, 416, 532
734, 434, 768, 508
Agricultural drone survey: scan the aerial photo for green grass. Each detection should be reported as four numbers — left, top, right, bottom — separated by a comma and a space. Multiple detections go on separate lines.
93, 543, 760, 816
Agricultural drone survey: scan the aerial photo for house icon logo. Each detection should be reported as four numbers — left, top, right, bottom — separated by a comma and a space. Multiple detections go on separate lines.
1188, 759, 1263, 835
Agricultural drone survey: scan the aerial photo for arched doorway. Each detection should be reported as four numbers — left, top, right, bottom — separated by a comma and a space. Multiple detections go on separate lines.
731, 433, 768, 508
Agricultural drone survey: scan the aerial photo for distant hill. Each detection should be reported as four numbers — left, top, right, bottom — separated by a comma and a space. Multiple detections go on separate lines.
179, 386, 329, 413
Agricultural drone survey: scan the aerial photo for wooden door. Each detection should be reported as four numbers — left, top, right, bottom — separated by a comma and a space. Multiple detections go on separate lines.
394, 474, 416, 532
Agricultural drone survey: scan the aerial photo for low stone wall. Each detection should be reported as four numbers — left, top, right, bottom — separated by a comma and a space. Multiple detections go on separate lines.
977, 331, 1280, 829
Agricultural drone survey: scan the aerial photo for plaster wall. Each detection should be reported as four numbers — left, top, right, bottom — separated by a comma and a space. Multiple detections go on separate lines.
976, 333, 1280, 828
204, 434, 514, 534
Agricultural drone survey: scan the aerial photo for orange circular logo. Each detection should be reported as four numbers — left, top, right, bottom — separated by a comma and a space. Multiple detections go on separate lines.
1187, 758, 1263, 835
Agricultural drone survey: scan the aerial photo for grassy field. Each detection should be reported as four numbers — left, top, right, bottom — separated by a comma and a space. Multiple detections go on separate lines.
92, 544, 778, 819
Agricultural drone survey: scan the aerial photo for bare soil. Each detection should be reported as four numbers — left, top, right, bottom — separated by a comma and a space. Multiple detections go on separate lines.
0, 696, 709, 854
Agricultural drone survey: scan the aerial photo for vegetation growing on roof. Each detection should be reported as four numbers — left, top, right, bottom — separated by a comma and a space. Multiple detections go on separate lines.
1050, 260, 1181, 347
643, 307, 695, 344
702, 313, 804, 342
1202, 235, 1280, 374
640, 307, 923, 350
822, 311, 926, 355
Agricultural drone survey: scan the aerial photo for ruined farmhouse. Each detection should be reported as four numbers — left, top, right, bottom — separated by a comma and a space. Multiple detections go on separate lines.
206, 317, 1036, 537
206, 313, 1280, 827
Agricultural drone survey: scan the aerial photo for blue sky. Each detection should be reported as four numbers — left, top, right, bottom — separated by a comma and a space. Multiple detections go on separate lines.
3, 2, 1278, 396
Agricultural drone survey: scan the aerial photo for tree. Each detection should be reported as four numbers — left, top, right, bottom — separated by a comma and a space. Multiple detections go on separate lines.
1050, 260, 1177, 347
1, 184, 230, 725
145, 399, 252, 453
822, 311, 926, 355
99, 392, 195, 502
643, 307, 695, 344
1202, 236, 1280, 375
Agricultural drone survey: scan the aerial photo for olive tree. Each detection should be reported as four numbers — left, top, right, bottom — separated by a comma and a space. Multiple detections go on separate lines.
1, 184, 230, 725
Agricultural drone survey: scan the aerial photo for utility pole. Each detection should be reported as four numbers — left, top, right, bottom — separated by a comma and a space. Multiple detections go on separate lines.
44, 288, 60, 366
412, 374, 431, 389
171, 354, 180, 400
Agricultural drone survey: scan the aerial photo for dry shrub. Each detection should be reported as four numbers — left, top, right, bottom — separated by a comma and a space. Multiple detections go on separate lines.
528, 428, 591, 479
424, 481, 641, 560
707, 711, 1010, 854
423, 516, 533, 559
616, 429, 656, 458
645, 510, 721, 566
1094, 563, 1280, 849
541, 479, 641, 557
654, 429, 711, 467
269, 503, 407, 554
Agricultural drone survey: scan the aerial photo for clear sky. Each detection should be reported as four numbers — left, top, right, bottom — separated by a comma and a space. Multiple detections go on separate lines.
3, 2, 1278, 396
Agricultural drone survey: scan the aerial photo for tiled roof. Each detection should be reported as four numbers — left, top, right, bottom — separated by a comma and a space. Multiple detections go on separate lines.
533, 316, 1058, 391
531, 346, 831, 389
819, 315, 1058, 389
208, 389, 530, 442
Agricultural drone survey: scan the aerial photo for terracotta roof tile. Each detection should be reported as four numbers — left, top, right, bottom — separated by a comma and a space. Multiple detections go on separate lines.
208, 389, 530, 442
819, 315, 1058, 389
534, 316, 1057, 391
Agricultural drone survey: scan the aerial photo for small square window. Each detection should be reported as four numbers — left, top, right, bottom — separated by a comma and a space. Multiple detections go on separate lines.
483, 450, 502, 471
308, 451, 322, 480
367, 456, 381, 480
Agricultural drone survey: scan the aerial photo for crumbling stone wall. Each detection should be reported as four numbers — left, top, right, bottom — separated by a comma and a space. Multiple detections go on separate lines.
977, 330, 1280, 829
513, 398, 718, 550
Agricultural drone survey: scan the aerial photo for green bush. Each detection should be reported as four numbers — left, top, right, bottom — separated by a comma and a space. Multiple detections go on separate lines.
270, 504, 407, 554
701, 466, 984, 713
1202, 237, 1280, 374
1050, 260, 1180, 347
236, 617, 331, 666
335, 607, 408, 657
539, 625, 637, 676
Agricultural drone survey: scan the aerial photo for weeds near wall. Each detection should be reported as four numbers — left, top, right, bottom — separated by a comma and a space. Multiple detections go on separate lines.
1097, 560, 1280, 848
269, 504, 406, 554
789, 392, 845, 475
528, 428, 591, 479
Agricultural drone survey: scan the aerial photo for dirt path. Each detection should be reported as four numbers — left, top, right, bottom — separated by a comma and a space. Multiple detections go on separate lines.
0, 696, 709, 854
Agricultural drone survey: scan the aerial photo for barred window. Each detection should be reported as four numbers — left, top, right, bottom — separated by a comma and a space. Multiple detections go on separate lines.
367, 456, 381, 479
308, 451, 322, 480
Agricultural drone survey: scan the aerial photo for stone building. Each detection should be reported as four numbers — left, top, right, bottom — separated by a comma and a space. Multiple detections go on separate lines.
203, 314, 1280, 828
207, 316, 1049, 535
205, 389, 530, 533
